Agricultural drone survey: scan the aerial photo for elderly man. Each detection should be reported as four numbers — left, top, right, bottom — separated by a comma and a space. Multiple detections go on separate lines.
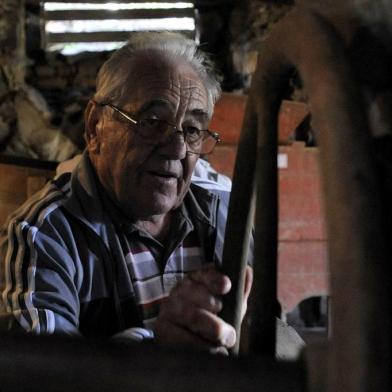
0, 32, 252, 351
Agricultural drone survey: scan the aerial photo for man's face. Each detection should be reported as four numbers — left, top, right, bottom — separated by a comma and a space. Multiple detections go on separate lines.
87, 53, 210, 220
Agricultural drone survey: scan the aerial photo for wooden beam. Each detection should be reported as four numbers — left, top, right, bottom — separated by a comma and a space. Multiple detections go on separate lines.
0, 334, 306, 392
44, 9, 194, 21
46, 30, 193, 43
35, 0, 231, 3
31, 0, 192, 3
27, 0, 232, 7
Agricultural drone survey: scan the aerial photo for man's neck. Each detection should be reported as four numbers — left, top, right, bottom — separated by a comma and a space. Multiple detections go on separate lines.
94, 172, 174, 243
134, 212, 173, 244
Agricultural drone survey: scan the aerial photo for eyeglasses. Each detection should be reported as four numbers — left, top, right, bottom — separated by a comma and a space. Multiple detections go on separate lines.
96, 101, 221, 155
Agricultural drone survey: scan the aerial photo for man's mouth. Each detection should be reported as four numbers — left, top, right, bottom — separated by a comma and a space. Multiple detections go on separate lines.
148, 171, 178, 179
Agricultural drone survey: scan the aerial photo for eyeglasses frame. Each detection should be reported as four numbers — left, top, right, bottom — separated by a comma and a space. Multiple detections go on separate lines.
94, 101, 221, 155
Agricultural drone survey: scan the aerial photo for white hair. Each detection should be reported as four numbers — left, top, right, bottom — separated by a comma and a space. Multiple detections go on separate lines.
94, 32, 222, 115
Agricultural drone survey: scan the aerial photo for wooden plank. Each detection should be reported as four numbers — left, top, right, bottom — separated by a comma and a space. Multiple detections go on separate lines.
47, 30, 194, 43
0, 162, 55, 226
33, 0, 191, 3
28, 0, 231, 8
44, 8, 194, 21
27, 176, 49, 198
35, 0, 230, 4
0, 334, 305, 392
0, 154, 58, 170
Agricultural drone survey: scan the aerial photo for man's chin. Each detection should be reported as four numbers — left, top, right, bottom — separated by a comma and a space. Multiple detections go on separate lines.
150, 200, 179, 216
135, 197, 180, 219
120, 187, 186, 220
150, 188, 185, 209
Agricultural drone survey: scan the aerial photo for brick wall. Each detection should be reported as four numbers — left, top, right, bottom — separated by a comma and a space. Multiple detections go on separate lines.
209, 92, 328, 313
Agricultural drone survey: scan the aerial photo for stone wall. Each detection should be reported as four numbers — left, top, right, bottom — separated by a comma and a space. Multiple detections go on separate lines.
0, 0, 79, 161
26, 50, 110, 150
0, 0, 25, 155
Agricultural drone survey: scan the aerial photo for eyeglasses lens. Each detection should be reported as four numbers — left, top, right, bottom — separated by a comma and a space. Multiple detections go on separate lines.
137, 118, 216, 154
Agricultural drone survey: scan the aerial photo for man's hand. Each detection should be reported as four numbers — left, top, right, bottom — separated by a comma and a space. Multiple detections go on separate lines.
153, 264, 253, 351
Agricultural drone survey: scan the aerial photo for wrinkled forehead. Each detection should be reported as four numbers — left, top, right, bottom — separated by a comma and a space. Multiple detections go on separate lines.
120, 51, 211, 117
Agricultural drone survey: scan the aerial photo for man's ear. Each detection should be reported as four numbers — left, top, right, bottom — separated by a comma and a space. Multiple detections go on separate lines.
84, 100, 101, 154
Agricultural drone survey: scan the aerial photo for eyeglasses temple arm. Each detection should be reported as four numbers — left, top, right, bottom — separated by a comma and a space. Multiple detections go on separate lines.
109, 105, 137, 125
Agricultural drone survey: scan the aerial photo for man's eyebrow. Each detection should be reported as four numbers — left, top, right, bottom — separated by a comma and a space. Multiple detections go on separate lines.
137, 99, 209, 120
137, 99, 173, 114
189, 108, 209, 119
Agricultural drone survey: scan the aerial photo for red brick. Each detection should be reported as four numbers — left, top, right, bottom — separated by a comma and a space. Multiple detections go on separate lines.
209, 93, 247, 144
208, 98, 329, 314
278, 100, 310, 144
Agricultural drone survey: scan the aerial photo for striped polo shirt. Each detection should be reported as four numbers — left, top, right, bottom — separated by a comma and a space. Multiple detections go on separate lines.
97, 181, 208, 329
0, 153, 231, 337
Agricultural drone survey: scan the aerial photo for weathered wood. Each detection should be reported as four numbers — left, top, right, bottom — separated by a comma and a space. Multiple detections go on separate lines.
31, 0, 229, 4
0, 333, 306, 392
46, 30, 194, 43
0, 161, 55, 226
34, 0, 189, 3
246, 61, 283, 357
26, 176, 49, 198
247, 4, 392, 391
44, 9, 195, 21
219, 96, 257, 355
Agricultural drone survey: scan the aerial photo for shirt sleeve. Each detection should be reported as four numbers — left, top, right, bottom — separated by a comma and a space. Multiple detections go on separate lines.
0, 217, 81, 335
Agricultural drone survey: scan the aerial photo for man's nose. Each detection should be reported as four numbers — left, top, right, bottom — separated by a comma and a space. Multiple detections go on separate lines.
158, 129, 187, 159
